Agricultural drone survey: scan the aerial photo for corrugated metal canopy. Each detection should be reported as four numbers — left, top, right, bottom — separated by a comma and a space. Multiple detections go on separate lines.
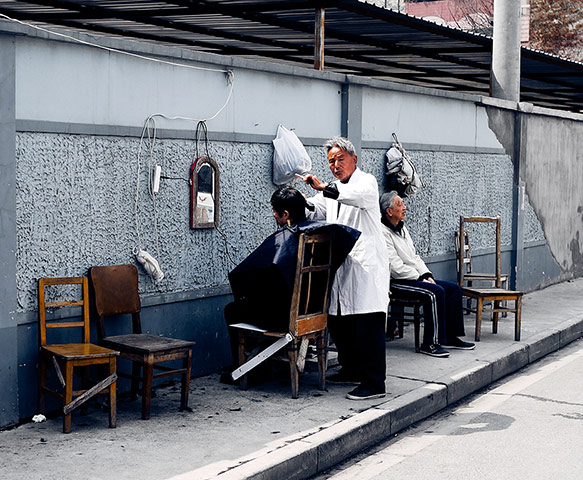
1, 0, 582, 112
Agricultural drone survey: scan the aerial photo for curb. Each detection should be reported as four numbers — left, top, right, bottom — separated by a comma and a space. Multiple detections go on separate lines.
175, 317, 583, 480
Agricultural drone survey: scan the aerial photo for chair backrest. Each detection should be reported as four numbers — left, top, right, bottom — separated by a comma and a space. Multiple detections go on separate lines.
457, 216, 502, 288
288, 232, 333, 337
90, 264, 142, 340
455, 230, 474, 277
38, 277, 90, 347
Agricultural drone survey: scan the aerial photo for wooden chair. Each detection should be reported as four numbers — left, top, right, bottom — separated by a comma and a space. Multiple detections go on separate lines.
90, 264, 194, 420
229, 232, 333, 398
455, 228, 510, 316
38, 277, 118, 433
386, 289, 422, 353
457, 216, 523, 341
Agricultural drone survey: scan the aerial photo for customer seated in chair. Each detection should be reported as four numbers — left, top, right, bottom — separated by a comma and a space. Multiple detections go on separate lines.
225, 186, 359, 333
380, 191, 475, 357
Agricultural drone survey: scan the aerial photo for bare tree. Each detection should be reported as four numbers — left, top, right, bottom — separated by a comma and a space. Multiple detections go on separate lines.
447, 0, 494, 36
529, 0, 583, 61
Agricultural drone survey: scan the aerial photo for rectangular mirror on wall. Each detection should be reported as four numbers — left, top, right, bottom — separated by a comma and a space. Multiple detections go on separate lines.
190, 156, 220, 229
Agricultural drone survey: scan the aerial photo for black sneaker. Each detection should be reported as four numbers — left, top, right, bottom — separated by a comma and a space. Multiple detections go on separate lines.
419, 343, 450, 358
327, 370, 359, 384
346, 386, 386, 401
443, 338, 476, 350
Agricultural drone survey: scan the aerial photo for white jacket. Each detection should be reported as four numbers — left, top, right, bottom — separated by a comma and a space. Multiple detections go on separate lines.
309, 168, 390, 315
381, 222, 431, 280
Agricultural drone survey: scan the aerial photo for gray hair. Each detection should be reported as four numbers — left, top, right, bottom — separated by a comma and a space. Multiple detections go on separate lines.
379, 190, 399, 213
323, 136, 357, 156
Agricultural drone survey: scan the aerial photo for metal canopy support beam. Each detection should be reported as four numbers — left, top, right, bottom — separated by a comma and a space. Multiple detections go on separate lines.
341, 82, 363, 155
314, 7, 325, 71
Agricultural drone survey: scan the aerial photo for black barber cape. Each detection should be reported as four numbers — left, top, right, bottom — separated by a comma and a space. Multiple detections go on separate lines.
227, 221, 361, 332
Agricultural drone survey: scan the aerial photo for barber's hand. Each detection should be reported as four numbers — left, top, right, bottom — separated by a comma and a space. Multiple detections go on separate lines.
423, 277, 436, 284
304, 174, 326, 191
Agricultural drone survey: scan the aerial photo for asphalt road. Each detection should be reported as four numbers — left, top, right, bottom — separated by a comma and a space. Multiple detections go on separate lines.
314, 338, 583, 480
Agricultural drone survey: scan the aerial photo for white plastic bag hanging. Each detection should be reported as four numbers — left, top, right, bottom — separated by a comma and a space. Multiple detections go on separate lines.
272, 124, 312, 185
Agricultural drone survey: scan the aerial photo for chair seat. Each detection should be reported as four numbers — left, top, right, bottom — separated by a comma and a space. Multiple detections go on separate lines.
42, 343, 119, 360
462, 287, 523, 298
102, 334, 194, 355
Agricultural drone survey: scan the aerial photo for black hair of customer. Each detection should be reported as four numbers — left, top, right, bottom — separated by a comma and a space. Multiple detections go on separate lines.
271, 186, 312, 223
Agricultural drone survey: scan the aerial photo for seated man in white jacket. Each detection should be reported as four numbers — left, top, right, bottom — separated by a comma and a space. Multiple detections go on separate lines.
380, 191, 475, 357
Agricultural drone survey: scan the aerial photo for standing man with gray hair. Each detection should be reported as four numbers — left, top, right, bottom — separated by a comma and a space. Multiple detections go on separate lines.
302, 136, 390, 400
380, 191, 475, 357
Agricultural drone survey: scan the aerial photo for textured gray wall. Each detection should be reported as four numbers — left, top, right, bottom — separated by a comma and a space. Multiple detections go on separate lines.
16, 130, 548, 314
15, 134, 271, 312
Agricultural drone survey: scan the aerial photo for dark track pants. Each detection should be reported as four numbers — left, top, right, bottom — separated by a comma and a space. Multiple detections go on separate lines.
327, 311, 386, 392
390, 279, 465, 346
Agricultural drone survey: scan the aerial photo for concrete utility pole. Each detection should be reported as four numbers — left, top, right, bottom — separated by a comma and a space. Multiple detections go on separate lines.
490, 0, 522, 102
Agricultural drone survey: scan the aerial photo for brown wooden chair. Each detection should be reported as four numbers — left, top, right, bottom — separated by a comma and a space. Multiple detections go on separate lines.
229, 232, 333, 398
455, 228, 510, 316
457, 216, 523, 341
38, 277, 118, 433
90, 264, 194, 420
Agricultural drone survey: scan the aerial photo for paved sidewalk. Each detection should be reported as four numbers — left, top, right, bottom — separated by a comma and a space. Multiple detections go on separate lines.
2, 279, 583, 480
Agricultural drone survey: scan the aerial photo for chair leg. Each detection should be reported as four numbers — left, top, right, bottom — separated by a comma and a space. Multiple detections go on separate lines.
130, 361, 141, 401
386, 314, 396, 339
38, 353, 47, 414
502, 278, 508, 317
515, 297, 522, 341
180, 349, 192, 412
316, 333, 326, 391
414, 304, 421, 353
289, 340, 299, 399
475, 297, 484, 342
493, 300, 499, 334
238, 334, 248, 391
63, 361, 74, 434
141, 355, 154, 420
109, 357, 117, 429
80, 366, 90, 416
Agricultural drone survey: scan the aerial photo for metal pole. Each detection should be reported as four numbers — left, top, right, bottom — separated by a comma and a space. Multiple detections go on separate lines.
490, 0, 522, 102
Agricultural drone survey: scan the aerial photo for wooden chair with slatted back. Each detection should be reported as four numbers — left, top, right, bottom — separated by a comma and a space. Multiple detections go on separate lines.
90, 264, 195, 420
455, 227, 510, 316
38, 277, 118, 433
229, 232, 333, 398
457, 216, 523, 341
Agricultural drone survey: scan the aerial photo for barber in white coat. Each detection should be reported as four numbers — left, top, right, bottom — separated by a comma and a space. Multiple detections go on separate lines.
303, 136, 390, 401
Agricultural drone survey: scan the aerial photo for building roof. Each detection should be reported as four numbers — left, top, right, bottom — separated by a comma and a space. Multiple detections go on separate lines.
1, 0, 582, 112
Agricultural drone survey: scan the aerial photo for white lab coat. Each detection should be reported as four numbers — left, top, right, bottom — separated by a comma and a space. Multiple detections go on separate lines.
308, 168, 390, 315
